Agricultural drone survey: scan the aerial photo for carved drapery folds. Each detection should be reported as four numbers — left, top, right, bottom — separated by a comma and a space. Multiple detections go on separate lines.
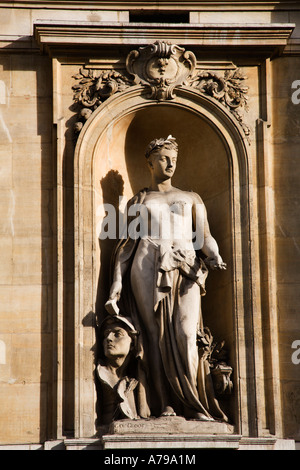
72, 40, 249, 138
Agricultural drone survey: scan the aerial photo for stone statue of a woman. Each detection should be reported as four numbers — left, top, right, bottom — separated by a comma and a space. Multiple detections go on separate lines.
105, 136, 228, 422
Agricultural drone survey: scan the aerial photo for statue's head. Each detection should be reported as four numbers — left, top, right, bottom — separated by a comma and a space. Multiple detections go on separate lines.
145, 135, 178, 160
100, 315, 138, 361
145, 135, 178, 179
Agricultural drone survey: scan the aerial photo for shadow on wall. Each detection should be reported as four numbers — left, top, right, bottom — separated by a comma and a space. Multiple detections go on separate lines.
96, 169, 125, 326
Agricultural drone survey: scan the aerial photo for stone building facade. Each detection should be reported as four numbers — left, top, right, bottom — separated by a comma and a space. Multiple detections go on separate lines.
0, 0, 299, 450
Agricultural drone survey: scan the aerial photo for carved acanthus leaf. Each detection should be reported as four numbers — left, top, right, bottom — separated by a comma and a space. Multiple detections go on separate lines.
72, 67, 132, 137
72, 68, 131, 109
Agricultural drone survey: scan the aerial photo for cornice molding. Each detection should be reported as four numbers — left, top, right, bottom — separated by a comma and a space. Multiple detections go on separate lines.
2, 1, 300, 11
34, 21, 295, 52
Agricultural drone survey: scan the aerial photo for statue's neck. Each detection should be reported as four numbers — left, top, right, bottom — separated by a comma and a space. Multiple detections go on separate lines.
149, 178, 173, 193
106, 356, 127, 373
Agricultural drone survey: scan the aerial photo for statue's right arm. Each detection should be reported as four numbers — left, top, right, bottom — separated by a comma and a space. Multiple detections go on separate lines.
192, 192, 226, 270
108, 194, 141, 301
108, 245, 132, 301
105, 238, 136, 315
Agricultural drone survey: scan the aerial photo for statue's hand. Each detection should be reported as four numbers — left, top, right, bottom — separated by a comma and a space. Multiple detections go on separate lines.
109, 280, 122, 301
205, 256, 227, 271
105, 298, 120, 316
105, 280, 122, 316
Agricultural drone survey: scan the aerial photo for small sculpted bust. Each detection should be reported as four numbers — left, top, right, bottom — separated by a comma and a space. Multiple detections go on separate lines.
97, 316, 139, 424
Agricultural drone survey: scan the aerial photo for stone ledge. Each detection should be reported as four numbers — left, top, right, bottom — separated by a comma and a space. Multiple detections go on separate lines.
62, 418, 295, 450
101, 433, 241, 449
2, 1, 300, 12
2, 435, 293, 450
63, 435, 295, 450
64, 438, 102, 450
108, 417, 234, 435
0, 443, 43, 450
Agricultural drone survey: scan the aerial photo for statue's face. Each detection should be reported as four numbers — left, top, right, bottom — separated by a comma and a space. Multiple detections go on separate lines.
148, 147, 177, 180
103, 325, 132, 358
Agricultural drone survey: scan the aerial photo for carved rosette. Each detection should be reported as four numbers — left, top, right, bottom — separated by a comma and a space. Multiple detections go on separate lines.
72, 40, 250, 139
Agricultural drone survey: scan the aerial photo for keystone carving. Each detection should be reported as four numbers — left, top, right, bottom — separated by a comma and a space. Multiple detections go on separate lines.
126, 40, 196, 100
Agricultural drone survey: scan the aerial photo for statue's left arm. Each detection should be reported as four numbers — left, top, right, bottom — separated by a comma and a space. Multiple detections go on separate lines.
192, 194, 227, 271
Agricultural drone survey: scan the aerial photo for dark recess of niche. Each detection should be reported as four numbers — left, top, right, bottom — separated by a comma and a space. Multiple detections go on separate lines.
129, 10, 190, 24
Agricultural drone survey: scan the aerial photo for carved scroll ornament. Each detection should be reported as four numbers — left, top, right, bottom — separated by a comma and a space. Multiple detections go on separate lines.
72, 40, 249, 138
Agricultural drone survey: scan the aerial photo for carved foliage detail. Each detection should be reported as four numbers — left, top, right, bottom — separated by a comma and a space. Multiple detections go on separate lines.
197, 327, 233, 397
72, 68, 131, 134
73, 68, 131, 108
189, 68, 250, 137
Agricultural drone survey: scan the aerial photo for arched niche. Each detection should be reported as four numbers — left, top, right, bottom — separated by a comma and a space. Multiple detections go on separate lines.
74, 85, 250, 437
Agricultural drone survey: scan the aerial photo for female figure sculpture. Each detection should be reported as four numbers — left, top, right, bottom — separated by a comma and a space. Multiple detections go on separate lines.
105, 136, 228, 421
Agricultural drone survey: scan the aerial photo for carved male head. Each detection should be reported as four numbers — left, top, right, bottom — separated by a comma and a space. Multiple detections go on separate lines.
100, 316, 138, 361
145, 135, 178, 180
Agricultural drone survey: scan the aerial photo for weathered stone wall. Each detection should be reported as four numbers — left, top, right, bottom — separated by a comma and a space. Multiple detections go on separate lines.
0, 52, 53, 443
272, 55, 300, 441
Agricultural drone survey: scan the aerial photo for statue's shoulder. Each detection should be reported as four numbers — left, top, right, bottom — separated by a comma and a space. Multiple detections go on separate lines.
187, 189, 204, 204
129, 188, 148, 205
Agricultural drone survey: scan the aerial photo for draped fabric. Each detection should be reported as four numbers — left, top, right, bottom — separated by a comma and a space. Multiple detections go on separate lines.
97, 363, 139, 422
155, 246, 211, 416
155, 249, 227, 420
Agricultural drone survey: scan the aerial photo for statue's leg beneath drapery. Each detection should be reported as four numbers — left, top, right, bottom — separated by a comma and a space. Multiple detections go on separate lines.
130, 243, 175, 416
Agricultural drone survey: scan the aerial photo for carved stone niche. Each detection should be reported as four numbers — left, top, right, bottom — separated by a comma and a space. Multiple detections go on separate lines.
71, 40, 284, 448
82, 101, 237, 437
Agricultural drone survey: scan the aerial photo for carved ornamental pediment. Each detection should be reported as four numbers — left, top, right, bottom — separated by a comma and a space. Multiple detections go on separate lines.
72, 40, 249, 138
